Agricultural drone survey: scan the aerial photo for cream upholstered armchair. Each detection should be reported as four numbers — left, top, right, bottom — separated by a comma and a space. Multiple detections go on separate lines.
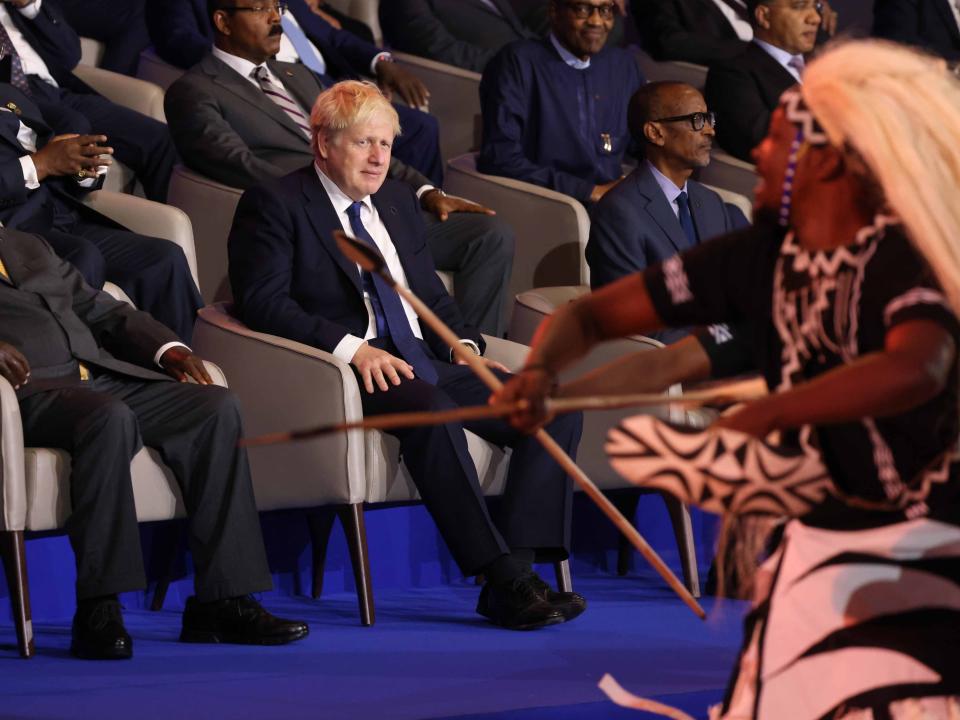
191, 303, 572, 626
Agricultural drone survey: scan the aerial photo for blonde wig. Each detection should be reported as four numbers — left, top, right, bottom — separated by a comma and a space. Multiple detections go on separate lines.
310, 80, 401, 141
801, 40, 960, 313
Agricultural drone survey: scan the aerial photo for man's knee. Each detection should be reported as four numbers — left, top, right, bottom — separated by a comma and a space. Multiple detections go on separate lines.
76, 397, 139, 448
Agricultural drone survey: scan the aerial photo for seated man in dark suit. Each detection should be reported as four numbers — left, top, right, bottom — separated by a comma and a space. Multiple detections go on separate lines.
229, 80, 585, 630
0, 226, 307, 659
379, 0, 536, 73
165, 0, 514, 336
56, 0, 150, 76
0, 84, 201, 341
478, 0, 645, 205
873, 0, 960, 61
586, 82, 746, 344
705, 0, 822, 162
631, 0, 752, 64
1, 0, 176, 202
147, 0, 442, 185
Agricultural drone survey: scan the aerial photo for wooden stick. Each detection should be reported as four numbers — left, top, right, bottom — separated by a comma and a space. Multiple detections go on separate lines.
336, 231, 707, 619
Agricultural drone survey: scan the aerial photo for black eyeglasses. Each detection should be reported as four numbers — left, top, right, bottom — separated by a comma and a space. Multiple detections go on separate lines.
220, 2, 287, 15
561, 2, 617, 20
651, 111, 717, 131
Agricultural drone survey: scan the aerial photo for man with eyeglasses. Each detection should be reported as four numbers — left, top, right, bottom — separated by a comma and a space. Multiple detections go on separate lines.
705, 0, 828, 161
586, 82, 748, 344
478, 0, 644, 205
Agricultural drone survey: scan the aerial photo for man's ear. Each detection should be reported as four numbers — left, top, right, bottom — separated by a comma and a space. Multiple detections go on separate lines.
212, 10, 231, 36
754, 4, 771, 30
644, 121, 665, 148
315, 131, 330, 159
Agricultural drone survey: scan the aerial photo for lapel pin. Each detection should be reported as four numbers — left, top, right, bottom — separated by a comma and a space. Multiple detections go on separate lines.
601, 133, 612, 153
285, 70, 294, 77
6, 102, 20, 115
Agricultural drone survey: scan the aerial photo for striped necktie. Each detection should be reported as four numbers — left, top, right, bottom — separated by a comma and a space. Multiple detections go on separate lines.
251, 65, 311, 139
0, 21, 30, 95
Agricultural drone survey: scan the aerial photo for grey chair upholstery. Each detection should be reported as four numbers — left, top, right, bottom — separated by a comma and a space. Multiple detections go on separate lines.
137, 48, 186, 92
392, 52, 482, 163
633, 49, 708, 92
702, 182, 753, 222
445, 153, 591, 303
191, 303, 570, 626
0, 362, 227, 659
510, 286, 702, 595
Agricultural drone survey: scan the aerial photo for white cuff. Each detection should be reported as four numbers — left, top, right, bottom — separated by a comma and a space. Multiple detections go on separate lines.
20, 155, 39, 189
450, 339, 481, 362
370, 51, 392, 75
415, 185, 436, 201
154, 341, 190, 367
18, 0, 41, 20
333, 334, 366, 365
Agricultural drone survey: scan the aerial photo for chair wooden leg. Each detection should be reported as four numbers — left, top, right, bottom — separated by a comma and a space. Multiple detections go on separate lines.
1, 531, 34, 658
663, 494, 701, 597
337, 504, 374, 626
307, 508, 338, 600
614, 492, 642, 576
553, 559, 572, 593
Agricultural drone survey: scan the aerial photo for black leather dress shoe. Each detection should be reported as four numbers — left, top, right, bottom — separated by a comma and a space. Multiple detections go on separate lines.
476, 574, 565, 630
71, 599, 133, 660
180, 595, 309, 645
527, 575, 587, 622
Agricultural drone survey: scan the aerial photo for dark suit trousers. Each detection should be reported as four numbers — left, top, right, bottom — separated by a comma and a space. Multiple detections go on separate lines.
44, 218, 203, 343
18, 374, 273, 602
358, 351, 581, 574
424, 212, 514, 337
27, 77, 178, 202
392, 103, 444, 187
56, 0, 150, 76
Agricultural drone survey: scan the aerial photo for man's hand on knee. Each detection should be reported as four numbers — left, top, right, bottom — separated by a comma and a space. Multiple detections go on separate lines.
351, 343, 415, 393
421, 190, 496, 222
31, 134, 114, 182
0, 342, 30, 389
160, 346, 213, 385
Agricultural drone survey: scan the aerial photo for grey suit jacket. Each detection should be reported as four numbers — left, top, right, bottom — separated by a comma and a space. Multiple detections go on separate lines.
585, 163, 742, 343
0, 228, 177, 398
165, 53, 429, 190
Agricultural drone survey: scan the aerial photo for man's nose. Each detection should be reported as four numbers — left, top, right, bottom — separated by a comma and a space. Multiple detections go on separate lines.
703, 124, 716, 138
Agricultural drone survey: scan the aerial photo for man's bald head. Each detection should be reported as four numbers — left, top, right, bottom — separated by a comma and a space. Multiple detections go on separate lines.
628, 82, 714, 175
628, 82, 701, 144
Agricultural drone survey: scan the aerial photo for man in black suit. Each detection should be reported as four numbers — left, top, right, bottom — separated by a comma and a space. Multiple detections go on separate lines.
705, 0, 822, 161
873, 0, 960, 61
165, 0, 514, 336
0, 226, 308, 659
0, 0, 177, 202
380, 0, 535, 73
632, 0, 752, 64
0, 84, 201, 341
229, 80, 584, 631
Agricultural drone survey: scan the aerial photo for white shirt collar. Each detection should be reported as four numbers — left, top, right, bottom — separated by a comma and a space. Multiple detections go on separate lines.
315, 163, 373, 217
646, 160, 688, 207
212, 46, 281, 87
549, 33, 591, 70
753, 39, 804, 82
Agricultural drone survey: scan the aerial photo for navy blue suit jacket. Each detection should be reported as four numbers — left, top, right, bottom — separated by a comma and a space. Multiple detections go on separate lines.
228, 167, 481, 358
147, 0, 380, 74
873, 0, 960, 61
585, 163, 745, 343
5, 0, 84, 86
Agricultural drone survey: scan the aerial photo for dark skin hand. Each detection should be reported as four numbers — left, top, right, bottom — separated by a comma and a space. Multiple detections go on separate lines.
31, 134, 114, 182
420, 189, 496, 222
0, 341, 30, 389
375, 61, 430, 109
159, 346, 213, 385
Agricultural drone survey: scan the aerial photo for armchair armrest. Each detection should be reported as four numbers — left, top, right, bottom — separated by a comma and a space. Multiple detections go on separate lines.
191, 304, 366, 509
82, 190, 199, 288
0, 375, 26, 532
72, 65, 166, 123
481, 334, 528, 372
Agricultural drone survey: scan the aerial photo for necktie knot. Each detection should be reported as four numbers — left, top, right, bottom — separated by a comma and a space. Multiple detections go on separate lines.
252, 65, 270, 84
788, 55, 805, 74
347, 200, 364, 222
677, 191, 690, 209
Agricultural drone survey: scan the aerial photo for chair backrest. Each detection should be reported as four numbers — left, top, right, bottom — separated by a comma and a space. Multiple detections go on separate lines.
166, 166, 244, 303
137, 48, 186, 92
71, 64, 166, 124
323, 0, 383, 44
392, 52, 482, 163
79, 36, 105, 67
633, 49, 708, 92
702, 183, 753, 223
445, 153, 591, 301
697, 150, 757, 203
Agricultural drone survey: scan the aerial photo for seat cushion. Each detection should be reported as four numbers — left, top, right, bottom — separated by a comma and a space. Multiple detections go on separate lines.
23, 447, 186, 532
364, 429, 511, 504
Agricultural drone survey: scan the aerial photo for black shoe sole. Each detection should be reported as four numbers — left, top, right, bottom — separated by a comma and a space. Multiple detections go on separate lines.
556, 603, 586, 623
179, 626, 310, 645
477, 609, 566, 631
70, 643, 133, 660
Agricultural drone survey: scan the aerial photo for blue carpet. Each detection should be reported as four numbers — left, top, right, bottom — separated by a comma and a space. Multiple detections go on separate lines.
0, 575, 746, 720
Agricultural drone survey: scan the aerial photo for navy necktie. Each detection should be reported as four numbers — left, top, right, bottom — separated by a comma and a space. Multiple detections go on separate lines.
676, 191, 699, 248
346, 202, 438, 385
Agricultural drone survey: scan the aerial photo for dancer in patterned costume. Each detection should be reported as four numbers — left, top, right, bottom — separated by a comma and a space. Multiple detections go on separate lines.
495, 40, 960, 720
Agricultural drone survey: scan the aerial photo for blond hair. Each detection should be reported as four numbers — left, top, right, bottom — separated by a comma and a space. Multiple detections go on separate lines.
802, 40, 960, 313
310, 80, 401, 140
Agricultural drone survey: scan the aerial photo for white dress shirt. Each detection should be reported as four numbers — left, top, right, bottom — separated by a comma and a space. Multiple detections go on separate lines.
754, 39, 804, 82
0, 0, 58, 88
275, 9, 389, 75
646, 161, 689, 220
707, 0, 753, 41
316, 166, 427, 363
549, 33, 591, 70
